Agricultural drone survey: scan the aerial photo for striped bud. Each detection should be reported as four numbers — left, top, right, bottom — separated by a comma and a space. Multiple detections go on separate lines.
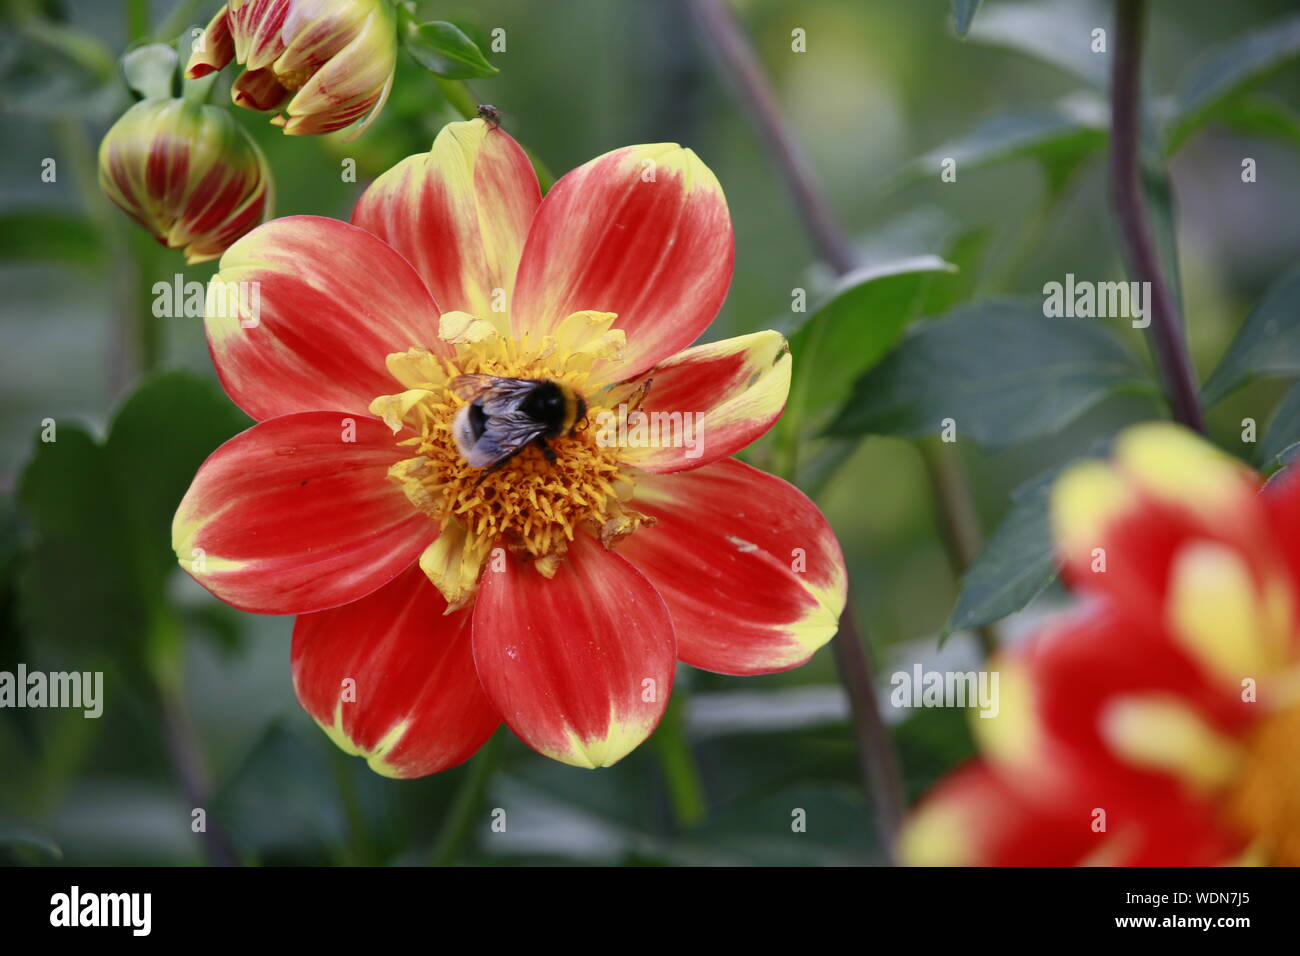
98, 98, 273, 264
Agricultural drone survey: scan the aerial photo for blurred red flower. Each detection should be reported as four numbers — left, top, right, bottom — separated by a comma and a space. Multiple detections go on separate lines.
902, 424, 1300, 865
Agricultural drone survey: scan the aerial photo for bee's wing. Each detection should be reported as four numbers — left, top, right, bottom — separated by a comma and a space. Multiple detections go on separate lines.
449, 374, 539, 416
454, 407, 546, 469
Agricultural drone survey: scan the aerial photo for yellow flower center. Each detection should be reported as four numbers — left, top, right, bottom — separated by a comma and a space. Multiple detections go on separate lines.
1224, 698, 1300, 865
275, 66, 313, 92
369, 310, 654, 607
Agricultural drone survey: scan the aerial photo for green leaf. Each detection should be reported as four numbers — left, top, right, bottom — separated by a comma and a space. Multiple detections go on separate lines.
402, 20, 499, 80
104, 371, 250, 588
951, 0, 984, 39
1258, 379, 1300, 467
14, 374, 248, 665
214, 720, 348, 862
945, 438, 1112, 634
121, 42, 178, 100
1138, 125, 1185, 318
916, 227, 990, 319
945, 482, 1055, 635
0, 210, 102, 269
1202, 267, 1300, 407
1215, 94, 1300, 150
782, 256, 956, 432
825, 300, 1152, 447
967, 0, 1111, 89
906, 98, 1107, 196
15, 426, 148, 658
1167, 14, 1300, 152
0, 817, 63, 861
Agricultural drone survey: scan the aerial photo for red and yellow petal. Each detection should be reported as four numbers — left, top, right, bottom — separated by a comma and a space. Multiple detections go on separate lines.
351, 118, 539, 324
901, 758, 1245, 866
511, 143, 733, 380
231, 67, 289, 111
472, 534, 676, 768
1051, 424, 1265, 601
617, 331, 790, 473
617, 459, 846, 675
185, 6, 235, 78
899, 763, 1097, 866
292, 564, 499, 778
983, 607, 1254, 816
205, 215, 441, 421
173, 412, 432, 615
276, 14, 396, 137
227, 0, 293, 70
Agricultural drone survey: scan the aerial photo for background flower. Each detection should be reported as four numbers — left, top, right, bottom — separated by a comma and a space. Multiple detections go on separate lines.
187, 0, 397, 136
901, 425, 1300, 866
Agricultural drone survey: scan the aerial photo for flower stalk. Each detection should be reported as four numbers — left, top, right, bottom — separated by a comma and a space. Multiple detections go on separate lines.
1109, 0, 1203, 433
688, 0, 926, 850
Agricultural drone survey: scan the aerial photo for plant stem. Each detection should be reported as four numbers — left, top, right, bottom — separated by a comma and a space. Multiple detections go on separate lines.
126, 0, 149, 43
329, 746, 374, 866
917, 440, 997, 657
149, 603, 239, 866
156, 0, 210, 43
1109, 0, 1203, 432
428, 731, 503, 866
688, 0, 856, 274
652, 690, 707, 830
688, 0, 909, 851
832, 606, 905, 859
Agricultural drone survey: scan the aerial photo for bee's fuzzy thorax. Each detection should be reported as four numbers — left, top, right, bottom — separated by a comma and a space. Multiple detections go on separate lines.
366, 313, 654, 608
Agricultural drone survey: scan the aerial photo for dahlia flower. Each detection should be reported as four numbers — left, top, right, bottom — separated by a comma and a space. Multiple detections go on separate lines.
902, 424, 1300, 865
187, 0, 396, 136
173, 118, 847, 775
98, 98, 273, 264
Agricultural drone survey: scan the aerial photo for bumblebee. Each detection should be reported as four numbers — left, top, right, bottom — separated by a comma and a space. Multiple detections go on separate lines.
450, 374, 587, 470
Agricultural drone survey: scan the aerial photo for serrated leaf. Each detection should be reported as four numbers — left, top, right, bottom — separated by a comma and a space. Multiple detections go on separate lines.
403, 20, 499, 80
945, 483, 1055, 634
1167, 14, 1300, 151
951, 0, 984, 39
782, 256, 956, 433
1202, 267, 1300, 407
945, 437, 1113, 633
826, 300, 1152, 447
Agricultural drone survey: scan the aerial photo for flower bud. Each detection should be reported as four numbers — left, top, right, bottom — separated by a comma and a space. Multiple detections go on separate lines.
187, 0, 397, 137
98, 98, 273, 264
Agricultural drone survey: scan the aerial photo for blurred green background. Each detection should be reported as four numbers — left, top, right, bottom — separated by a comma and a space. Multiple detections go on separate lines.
2, 0, 1299, 865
